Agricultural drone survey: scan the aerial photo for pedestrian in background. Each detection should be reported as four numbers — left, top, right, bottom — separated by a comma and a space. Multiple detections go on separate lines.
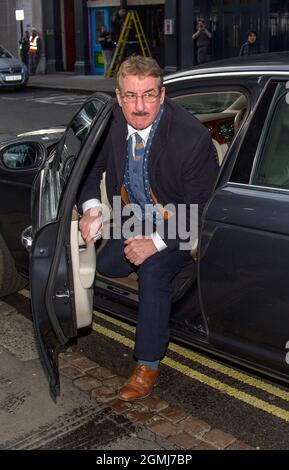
29, 28, 41, 75
19, 30, 30, 66
111, 8, 127, 46
98, 25, 113, 75
192, 19, 212, 64
239, 30, 264, 56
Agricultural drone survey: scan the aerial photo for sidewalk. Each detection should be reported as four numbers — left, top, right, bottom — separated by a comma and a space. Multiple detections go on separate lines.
28, 72, 116, 94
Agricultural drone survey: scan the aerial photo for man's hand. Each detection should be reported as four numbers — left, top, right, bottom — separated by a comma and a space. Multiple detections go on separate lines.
192, 30, 200, 39
124, 236, 158, 266
205, 29, 212, 38
79, 207, 102, 243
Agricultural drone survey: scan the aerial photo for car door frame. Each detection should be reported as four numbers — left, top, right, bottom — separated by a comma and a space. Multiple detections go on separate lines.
163, 74, 266, 331
198, 76, 289, 379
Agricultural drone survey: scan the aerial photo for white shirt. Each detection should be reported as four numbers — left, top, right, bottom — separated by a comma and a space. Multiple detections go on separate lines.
82, 123, 167, 252
127, 123, 152, 148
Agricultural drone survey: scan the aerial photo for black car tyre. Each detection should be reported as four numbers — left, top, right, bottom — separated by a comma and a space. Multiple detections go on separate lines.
0, 232, 27, 297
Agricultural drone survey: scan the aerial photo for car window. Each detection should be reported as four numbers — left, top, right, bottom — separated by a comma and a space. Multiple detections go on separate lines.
250, 84, 289, 189
230, 81, 284, 185
39, 97, 106, 229
173, 91, 243, 114
55, 99, 104, 188
0, 45, 12, 59
172, 90, 247, 166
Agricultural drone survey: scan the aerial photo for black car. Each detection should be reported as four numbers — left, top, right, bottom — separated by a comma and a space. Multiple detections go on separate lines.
1, 53, 289, 398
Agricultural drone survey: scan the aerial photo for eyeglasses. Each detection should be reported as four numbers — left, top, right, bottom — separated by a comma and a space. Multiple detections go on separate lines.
121, 91, 161, 103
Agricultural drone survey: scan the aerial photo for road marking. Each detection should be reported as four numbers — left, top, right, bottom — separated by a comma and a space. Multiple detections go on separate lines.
94, 310, 289, 403
0, 94, 88, 106
19, 288, 289, 421
26, 94, 88, 106
93, 321, 289, 423
0, 97, 21, 100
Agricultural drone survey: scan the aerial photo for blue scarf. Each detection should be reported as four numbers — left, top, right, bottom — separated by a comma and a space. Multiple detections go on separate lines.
123, 105, 164, 222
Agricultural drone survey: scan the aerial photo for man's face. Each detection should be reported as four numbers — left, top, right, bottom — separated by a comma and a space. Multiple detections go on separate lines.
116, 75, 165, 130
248, 33, 257, 44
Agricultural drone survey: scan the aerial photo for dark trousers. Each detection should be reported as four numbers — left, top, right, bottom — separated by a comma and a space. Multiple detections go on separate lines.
29, 53, 40, 75
21, 53, 29, 67
197, 46, 209, 64
96, 238, 192, 361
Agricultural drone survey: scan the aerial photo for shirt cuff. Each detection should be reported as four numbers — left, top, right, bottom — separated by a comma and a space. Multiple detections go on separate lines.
82, 199, 102, 214
150, 232, 167, 252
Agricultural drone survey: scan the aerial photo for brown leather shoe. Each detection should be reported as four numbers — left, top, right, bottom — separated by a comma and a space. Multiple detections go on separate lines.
118, 364, 159, 401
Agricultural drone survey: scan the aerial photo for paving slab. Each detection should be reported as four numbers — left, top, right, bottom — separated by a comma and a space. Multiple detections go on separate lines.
28, 73, 116, 94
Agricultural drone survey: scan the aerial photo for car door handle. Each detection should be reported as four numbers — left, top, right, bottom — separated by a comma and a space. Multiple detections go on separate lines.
21, 225, 33, 252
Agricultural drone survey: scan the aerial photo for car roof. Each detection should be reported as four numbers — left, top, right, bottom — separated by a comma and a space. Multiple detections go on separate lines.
164, 51, 289, 83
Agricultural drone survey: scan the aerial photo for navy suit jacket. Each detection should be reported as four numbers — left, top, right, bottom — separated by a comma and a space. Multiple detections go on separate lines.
78, 97, 219, 250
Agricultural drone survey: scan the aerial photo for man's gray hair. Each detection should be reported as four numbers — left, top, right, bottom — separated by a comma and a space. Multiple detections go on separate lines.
116, 55, 163, 90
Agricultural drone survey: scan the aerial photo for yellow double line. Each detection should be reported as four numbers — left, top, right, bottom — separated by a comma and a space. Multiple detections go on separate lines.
94, 310, 289, 422
20, 288, 289, 422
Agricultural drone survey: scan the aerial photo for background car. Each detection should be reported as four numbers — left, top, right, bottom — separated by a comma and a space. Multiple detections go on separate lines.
2, 53, 289, 397
0, 44, 29, 89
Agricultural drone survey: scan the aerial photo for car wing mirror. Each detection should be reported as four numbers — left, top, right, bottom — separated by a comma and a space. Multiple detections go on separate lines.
21, 225, 33, 252
0, 142, 45, 171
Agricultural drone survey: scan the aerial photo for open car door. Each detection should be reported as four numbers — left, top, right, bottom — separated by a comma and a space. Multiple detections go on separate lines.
25, 93, 113, 399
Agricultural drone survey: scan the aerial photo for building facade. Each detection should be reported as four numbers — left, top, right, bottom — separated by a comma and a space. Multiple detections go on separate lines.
88, 0, 165, 73
0, 0, 44, 71
0, 0, 18, 55
166, 0, 289, 71
39, 0, 165, 75
1, 1, 289, 75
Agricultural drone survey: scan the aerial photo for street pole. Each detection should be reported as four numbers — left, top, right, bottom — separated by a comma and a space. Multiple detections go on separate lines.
178, 0, 194, 68
164, 0, 195, 72
15, 9, 25, 44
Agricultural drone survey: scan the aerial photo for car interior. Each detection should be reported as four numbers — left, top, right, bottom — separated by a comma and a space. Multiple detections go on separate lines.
172, 91, 247, 166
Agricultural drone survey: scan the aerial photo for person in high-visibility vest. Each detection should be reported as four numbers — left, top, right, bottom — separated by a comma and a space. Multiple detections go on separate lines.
29, 28, 41, 75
